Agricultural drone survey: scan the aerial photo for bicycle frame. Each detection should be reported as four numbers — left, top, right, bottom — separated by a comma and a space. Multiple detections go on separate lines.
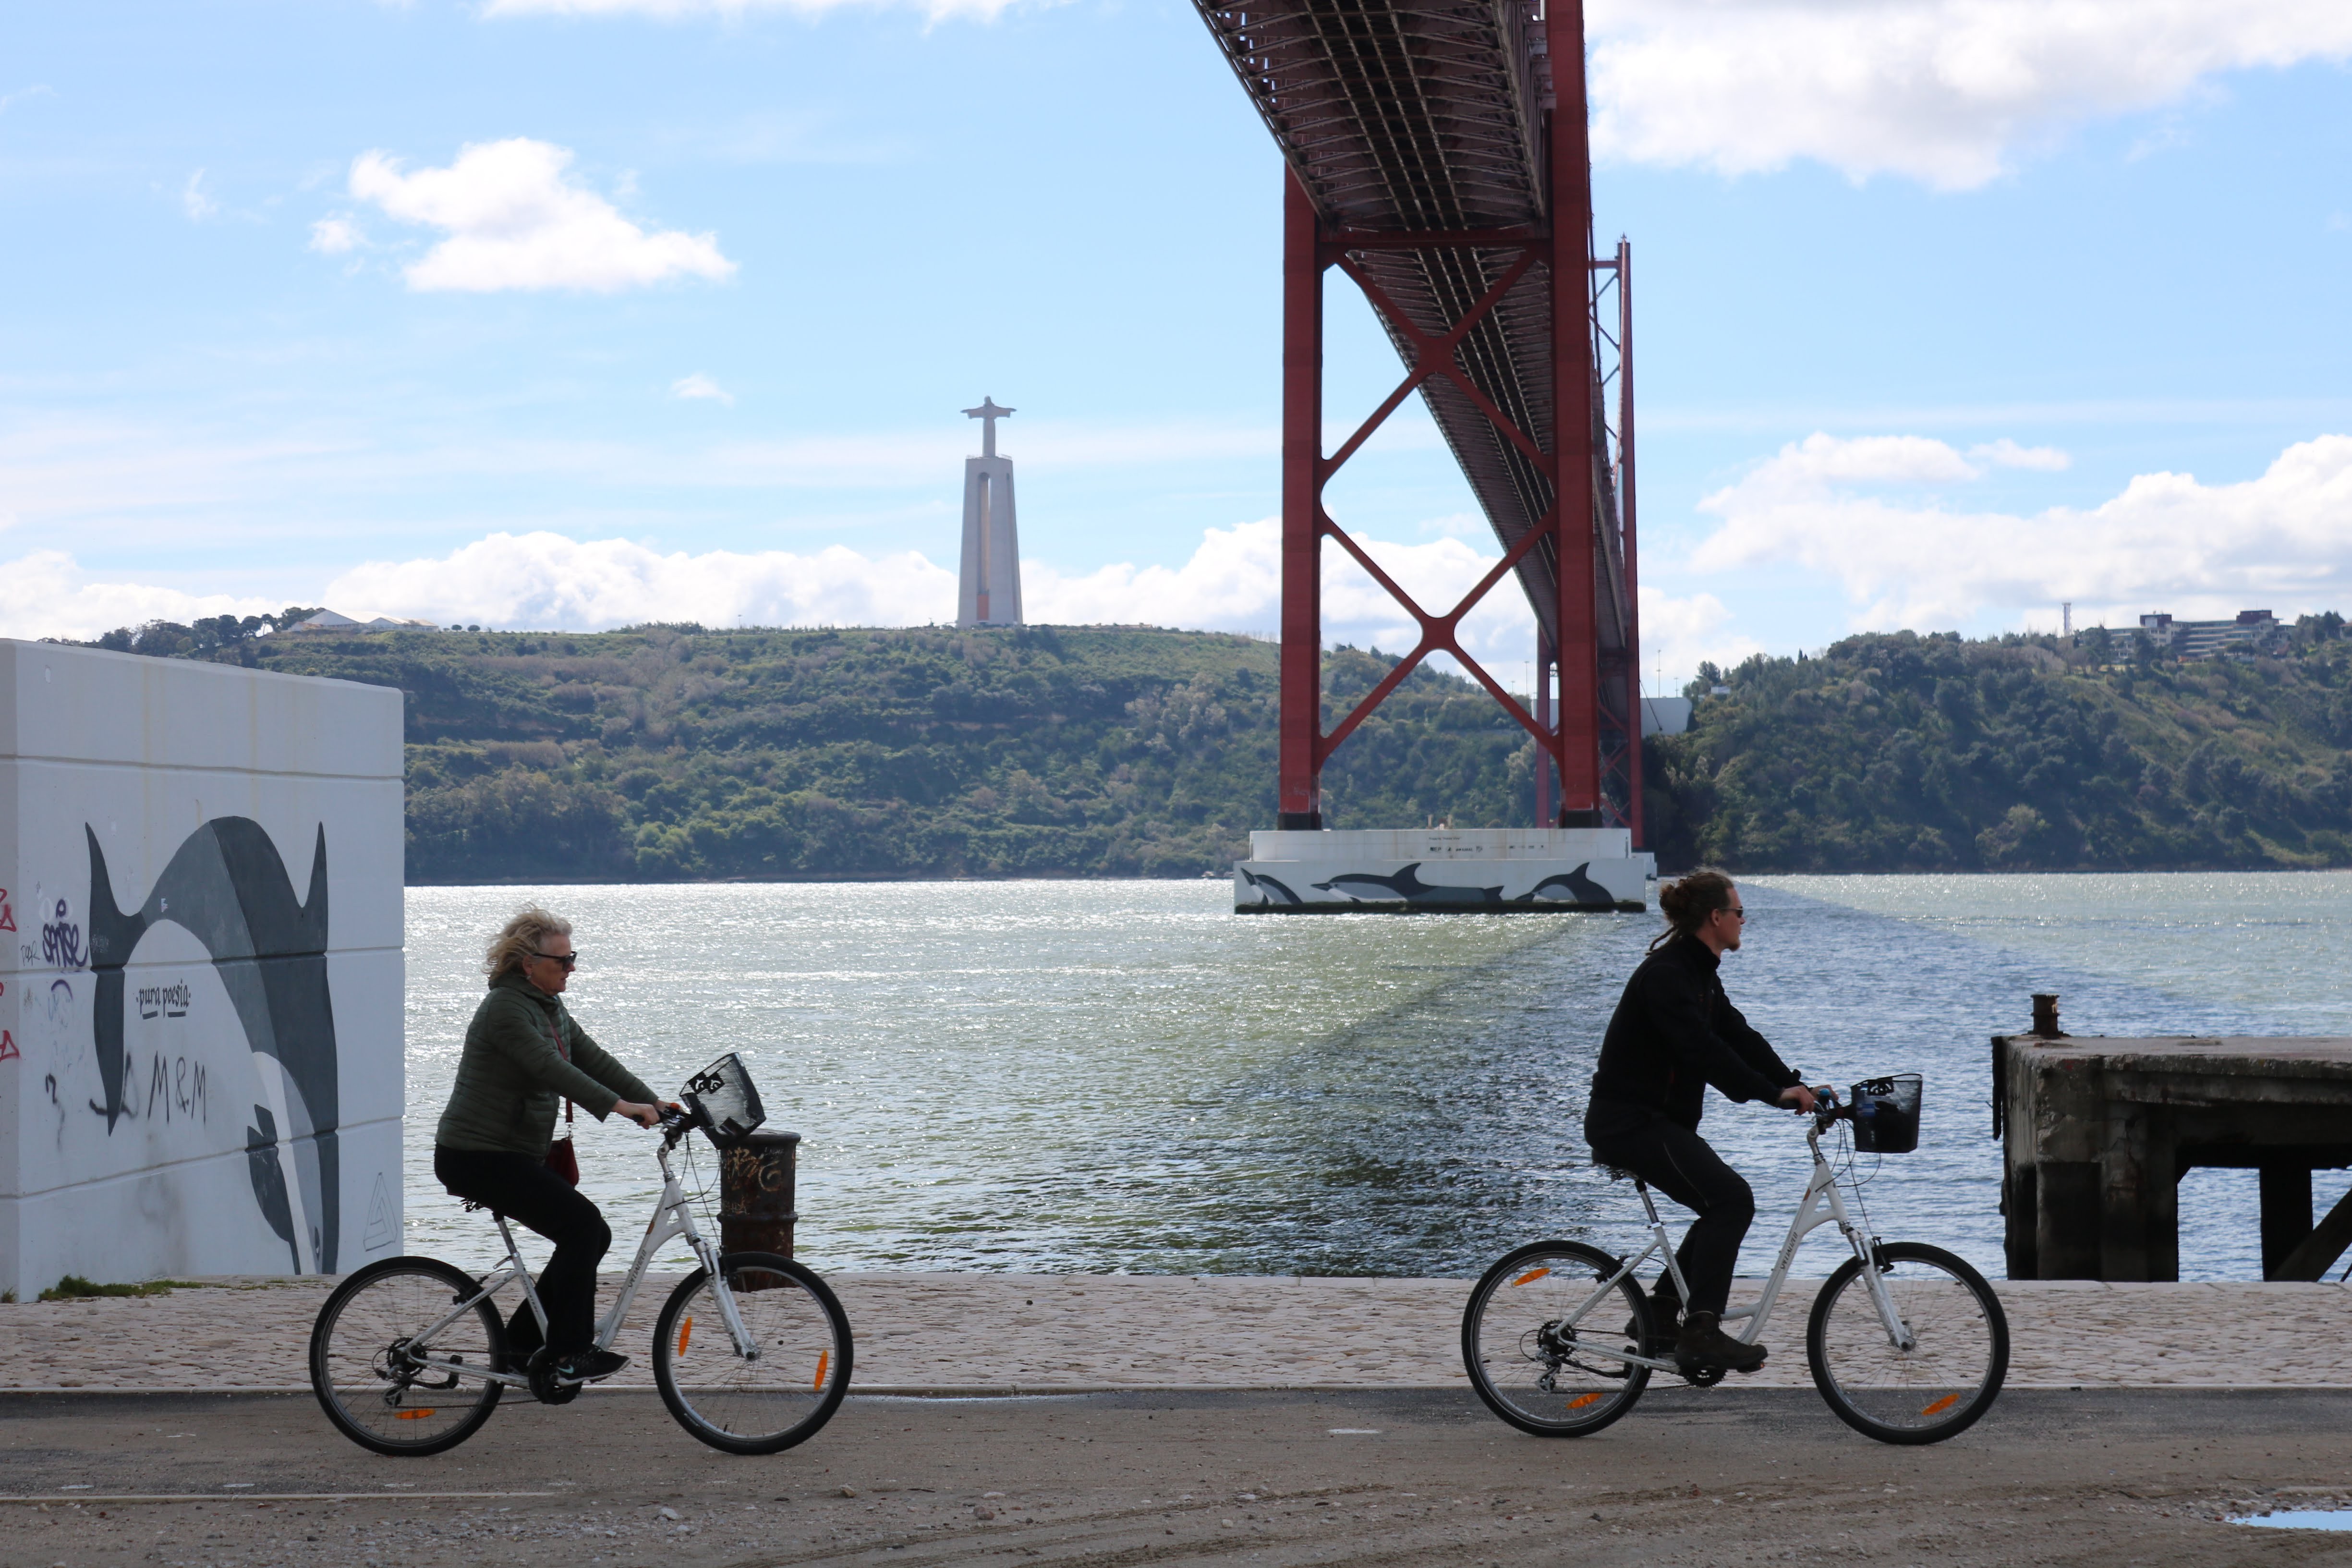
1565, 1116, 1915, 1375
402, 1133, 759, 1392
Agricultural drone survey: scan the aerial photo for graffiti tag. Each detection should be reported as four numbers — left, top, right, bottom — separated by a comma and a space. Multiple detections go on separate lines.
0, 886, 14, 932
41, 899, 86, 971
144, 1053, 207, 1123
136, 981, 192, 1021
0, 1031, 16, 1062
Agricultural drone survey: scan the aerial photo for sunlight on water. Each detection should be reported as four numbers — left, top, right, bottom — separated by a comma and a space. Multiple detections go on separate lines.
401, 874, 2352, 1280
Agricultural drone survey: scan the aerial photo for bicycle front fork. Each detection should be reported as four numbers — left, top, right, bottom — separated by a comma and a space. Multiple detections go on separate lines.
1852, 1236, 1917, 1352
691, 1235, 763, 1362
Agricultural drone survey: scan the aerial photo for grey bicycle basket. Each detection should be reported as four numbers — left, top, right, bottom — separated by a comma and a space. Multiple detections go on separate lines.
679, 1052, 767, 1147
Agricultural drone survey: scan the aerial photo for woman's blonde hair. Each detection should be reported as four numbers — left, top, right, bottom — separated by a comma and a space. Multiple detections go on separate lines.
485, 905, 573, 981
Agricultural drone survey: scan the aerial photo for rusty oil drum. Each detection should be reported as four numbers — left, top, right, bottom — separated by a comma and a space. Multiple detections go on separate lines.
717, 1129, 800, 1284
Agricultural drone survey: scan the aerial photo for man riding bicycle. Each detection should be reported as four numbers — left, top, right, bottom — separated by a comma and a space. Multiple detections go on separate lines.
1585, 870, 1822, 1374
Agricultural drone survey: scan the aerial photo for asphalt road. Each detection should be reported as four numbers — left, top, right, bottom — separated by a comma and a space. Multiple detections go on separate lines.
1, 1387, 2347, 1566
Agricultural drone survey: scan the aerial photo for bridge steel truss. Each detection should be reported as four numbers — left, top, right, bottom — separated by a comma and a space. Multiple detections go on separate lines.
1192, 0, 1641, 836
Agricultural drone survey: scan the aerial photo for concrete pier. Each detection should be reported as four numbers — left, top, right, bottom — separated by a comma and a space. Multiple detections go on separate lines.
1234, 827, 1649, 913
1995, 1032, 2352, 1282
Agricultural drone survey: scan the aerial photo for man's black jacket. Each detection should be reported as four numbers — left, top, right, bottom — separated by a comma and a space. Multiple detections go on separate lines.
1587, 935, 1798, 1131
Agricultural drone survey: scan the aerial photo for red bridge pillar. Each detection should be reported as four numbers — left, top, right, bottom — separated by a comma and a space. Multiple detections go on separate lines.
1279, 171, 1324, 829
1269, 0, 1637, 840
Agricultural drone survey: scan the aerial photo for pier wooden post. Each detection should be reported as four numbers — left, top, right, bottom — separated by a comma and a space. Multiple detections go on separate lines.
2259, 1167, 2313, 1279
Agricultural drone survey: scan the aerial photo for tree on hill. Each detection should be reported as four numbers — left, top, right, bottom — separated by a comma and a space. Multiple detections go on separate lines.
1644, 625, 2352, 872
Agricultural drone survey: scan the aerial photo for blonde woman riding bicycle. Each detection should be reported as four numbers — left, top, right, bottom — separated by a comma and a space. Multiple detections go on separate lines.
432, 906, 669, 1386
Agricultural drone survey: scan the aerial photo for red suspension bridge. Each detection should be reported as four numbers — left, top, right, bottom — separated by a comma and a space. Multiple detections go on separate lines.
1191, 0, 1641, 840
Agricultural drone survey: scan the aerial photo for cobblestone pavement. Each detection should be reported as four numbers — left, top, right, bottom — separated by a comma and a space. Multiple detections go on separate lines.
0, 1273, 2345, 1392
1, 1388, 2348, 1567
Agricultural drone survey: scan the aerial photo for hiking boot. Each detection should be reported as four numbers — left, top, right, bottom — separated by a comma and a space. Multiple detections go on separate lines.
1674, 1310, 1767, 1374
556, 1349, 630, 1383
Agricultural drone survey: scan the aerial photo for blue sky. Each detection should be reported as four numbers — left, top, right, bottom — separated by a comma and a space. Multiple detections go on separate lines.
4, 0, 2351, 689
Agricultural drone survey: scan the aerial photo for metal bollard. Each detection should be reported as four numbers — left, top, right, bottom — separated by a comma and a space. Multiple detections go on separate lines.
2029, 993, 2065, 1037
718, 1129, 800, 1271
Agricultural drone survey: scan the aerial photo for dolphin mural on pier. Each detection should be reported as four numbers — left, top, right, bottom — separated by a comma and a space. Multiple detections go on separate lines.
84, 819, 341, 1274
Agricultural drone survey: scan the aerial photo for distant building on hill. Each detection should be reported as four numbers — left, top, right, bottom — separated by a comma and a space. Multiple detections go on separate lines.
957, 397, 1022, 628
2127, 610, 2287, 659
285, 609, 439, 633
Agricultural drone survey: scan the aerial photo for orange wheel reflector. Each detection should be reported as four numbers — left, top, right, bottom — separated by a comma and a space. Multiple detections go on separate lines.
1565, 1392, 1604, 1410
677, 1316, 694, 1356
1920, 1393, 1961, 1416
394, 1409, 437, 1421
813, 1349, 830, 1390
1510, 1268, 1551, 1287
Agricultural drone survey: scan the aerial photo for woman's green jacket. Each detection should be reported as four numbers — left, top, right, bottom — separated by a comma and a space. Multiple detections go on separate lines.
434, 971, 659, 1157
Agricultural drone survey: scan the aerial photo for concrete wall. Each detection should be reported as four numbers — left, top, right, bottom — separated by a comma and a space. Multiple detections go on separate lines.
0, 642, 404, 1293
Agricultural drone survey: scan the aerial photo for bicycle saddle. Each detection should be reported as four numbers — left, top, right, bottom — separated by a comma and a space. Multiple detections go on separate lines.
457, 1199, 507, 1217
1597, 1166, 1648, 1189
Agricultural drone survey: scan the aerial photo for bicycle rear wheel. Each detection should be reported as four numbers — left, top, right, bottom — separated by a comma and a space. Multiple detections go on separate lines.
1462, 1240, 1652, 1437
653, 1252, 852, 1455
1806, 1241, 2008, 1445
310, 1256, 505, 1457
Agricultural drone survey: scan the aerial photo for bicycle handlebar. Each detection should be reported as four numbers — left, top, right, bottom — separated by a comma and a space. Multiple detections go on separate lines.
657, 1102, 703, 1149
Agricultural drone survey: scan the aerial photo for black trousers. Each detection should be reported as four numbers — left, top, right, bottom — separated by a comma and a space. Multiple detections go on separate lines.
434, 1146, 612, 1356
1584, 1101, 1755, 1318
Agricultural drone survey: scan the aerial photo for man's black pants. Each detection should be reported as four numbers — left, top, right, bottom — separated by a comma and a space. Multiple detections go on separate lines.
433, 1146, 612, 1356
1583, 1101, 1755, 1318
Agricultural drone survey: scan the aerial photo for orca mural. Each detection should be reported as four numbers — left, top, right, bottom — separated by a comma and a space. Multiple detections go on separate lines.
84, 818, 341, 1274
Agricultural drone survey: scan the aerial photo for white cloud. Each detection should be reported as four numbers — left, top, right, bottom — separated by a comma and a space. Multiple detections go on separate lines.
308, 217, 363, 255
315, 519, 1547, 663
346, 138, 735, 293
670, 373, 734, 406
1969, 438, 2071, 471
1588, 0, 2352, 188
1689, 431, 2352, 629
327, 531, 954, 630
180, 170, 217, 222
1026, 519, 1549, 675
1637, 586, 1763, 690
0, 551, 279, 643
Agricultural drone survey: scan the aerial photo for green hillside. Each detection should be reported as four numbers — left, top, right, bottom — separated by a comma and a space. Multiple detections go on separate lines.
1645, 623, 2352, 872
77, 611, 2352, 878
207, 623, 1533, 882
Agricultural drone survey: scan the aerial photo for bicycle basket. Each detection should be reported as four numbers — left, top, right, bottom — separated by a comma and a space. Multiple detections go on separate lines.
1848, 1073, 1923, 1154
679, 1052, 767, 1148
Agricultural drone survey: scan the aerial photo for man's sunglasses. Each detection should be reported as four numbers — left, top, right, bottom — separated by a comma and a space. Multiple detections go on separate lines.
534, 950, 580, 971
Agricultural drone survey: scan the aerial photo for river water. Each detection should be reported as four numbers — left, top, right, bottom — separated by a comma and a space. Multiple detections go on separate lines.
400, 873, 2352, 1282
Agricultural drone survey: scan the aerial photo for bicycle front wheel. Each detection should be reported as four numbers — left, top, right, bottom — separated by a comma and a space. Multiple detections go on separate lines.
653, 1252, 852, 1455
1807, 1241, 2008, 1445
309, 1256, 505, 1457
1463, 1240, 1652, 1437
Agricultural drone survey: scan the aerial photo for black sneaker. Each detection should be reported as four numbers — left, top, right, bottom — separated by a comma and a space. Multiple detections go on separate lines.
557, 1349, 630, 1383
1674, 1310, 1767, 1374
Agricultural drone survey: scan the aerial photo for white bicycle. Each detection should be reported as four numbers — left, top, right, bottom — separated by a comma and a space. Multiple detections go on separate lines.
1463, 1076, 2009, 1446
309, 1053, 852, 1457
